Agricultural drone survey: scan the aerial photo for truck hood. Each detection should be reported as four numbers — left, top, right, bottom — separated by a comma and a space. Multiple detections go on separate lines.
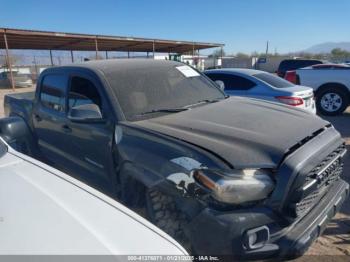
133, 97, 329, 168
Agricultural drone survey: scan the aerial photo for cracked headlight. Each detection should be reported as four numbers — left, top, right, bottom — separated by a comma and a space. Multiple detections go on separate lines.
193, 168, 275, 204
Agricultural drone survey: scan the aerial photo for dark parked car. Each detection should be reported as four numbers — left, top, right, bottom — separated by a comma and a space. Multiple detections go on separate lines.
0, 59, 348, 259
276, 59, 323, 78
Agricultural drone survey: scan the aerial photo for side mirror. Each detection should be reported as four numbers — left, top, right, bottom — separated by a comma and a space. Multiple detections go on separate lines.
68, 104, 103, 123
215, 80, 225, 91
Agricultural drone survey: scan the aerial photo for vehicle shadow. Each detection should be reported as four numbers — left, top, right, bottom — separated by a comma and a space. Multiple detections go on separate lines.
321, 109, 350, 139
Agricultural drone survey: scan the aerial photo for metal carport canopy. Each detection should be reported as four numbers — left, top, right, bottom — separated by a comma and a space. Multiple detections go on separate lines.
0, 28, 223, 53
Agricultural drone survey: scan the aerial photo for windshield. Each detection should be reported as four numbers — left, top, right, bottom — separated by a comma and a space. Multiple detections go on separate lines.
108, 64, 225, 121
253, 73, 295, 88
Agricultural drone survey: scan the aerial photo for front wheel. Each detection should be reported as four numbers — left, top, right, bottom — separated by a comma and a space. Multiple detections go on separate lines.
316, 87, 349, 116
146, 189, 192, 253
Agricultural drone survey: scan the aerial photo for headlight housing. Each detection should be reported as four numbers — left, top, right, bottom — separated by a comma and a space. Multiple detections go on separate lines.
193, 168, 275, 205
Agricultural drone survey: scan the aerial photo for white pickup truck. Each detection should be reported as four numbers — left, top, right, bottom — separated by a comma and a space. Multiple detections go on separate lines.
285, 64, 350, 115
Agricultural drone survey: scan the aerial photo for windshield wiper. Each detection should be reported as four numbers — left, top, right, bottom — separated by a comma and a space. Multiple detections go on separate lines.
137, 97, 226, 116
184, 98, 222, 108
137, 107, 189, 116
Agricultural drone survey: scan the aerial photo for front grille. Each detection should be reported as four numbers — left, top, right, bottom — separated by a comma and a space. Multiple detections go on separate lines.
292, 144, 346, 217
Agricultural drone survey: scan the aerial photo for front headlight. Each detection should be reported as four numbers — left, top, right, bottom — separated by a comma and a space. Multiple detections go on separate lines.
193, 168, 275, 205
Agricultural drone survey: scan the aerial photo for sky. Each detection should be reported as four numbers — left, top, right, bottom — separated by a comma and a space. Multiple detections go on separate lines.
1, 0, 349, 55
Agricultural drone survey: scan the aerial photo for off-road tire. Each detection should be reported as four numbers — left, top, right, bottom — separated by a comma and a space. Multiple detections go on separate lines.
316, 87, 349, 116
146, 189, 192, 253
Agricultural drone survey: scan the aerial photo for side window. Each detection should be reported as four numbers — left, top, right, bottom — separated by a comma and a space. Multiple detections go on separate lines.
68, 76, 102, 111
297, 61, 310, 68
206, 73, 256, 91
40, 74, 67, 112
225, 75, 256, 90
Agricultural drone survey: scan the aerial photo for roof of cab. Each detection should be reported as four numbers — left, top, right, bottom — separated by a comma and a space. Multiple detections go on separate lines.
205, 68, 264, 76
42, 59, 188, 83
55, 59, 185, 75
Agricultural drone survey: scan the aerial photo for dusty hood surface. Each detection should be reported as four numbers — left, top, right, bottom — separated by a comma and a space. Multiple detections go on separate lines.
133, 97, 329, 168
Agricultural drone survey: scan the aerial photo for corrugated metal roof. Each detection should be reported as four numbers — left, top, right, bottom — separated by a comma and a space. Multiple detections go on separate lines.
0, 28, 223, 53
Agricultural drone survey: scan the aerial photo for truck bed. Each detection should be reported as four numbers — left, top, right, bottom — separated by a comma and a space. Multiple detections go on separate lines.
296, 67, 350, 90
4, 91, 35, 118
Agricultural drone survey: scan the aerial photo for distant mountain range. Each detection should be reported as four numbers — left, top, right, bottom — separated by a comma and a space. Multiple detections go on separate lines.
304, 42, 350, 54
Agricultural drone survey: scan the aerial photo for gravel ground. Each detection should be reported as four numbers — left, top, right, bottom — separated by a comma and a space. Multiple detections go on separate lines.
0, 87, 349, 259
300, 108, 350, 260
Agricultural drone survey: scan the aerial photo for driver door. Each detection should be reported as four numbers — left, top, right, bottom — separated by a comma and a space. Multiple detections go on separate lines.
63, 72, 115, 189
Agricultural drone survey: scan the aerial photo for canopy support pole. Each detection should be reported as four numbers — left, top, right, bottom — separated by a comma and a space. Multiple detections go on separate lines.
3, 31, 15, 91
152, 40, 155, 59
70, 50, 74, 63
49, 50, 54, 66
95, 37, 99, 59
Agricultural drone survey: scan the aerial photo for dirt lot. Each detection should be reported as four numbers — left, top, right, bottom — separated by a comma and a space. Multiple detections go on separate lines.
301, 109, 350, 259
0, 87, 349, 259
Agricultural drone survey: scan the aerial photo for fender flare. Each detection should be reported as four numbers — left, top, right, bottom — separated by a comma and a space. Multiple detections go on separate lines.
116, 162, 164, 207
117, 161, 202, 217
0, 116, 37, 155
315, 82, 350, 99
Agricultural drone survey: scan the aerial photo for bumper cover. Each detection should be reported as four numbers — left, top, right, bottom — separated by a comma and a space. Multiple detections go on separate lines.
187, 179, 349, 260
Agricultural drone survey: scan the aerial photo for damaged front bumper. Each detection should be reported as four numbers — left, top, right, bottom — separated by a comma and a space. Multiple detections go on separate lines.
187, 179, 349, 260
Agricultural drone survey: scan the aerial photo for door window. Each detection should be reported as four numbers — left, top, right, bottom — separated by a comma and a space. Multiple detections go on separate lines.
207, 73, 256, 91
40, 74, 68, 112
68, 76, 102, 111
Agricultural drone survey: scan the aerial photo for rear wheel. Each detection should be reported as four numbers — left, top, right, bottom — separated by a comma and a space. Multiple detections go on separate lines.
316, 87, 349, 116
146, 189, 192, 253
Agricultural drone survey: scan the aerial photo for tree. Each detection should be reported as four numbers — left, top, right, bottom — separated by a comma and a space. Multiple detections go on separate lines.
209, 49, 226, 58
235, 52, 250, 59
0, 54, 18, 69
250, 51, 260, 57
88, 54, 105, 60
331, 48, 350, 61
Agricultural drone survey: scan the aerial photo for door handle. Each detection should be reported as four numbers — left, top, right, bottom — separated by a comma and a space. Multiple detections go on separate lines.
34, 114, 42, 122
61, 124, 72, 133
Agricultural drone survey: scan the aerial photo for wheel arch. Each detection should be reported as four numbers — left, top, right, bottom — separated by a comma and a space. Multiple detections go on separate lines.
0, 116, 30, 143
315, 82, 350, 99
116, 161, 195, 210
117, 161, 166, 207
0, 116, 38, 155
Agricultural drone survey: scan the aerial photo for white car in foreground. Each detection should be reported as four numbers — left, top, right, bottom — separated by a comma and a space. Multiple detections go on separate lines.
0, 138, 187, 255
285, 64, 350, 115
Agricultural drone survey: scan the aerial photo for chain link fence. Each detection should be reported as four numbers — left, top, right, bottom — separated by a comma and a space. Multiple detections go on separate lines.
0, 49, 153, 88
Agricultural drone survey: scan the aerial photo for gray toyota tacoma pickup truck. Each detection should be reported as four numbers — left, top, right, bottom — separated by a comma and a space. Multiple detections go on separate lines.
1, 59, 349, 260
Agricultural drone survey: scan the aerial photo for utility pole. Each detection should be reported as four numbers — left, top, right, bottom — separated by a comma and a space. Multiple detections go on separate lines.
265, 41, 269, 56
